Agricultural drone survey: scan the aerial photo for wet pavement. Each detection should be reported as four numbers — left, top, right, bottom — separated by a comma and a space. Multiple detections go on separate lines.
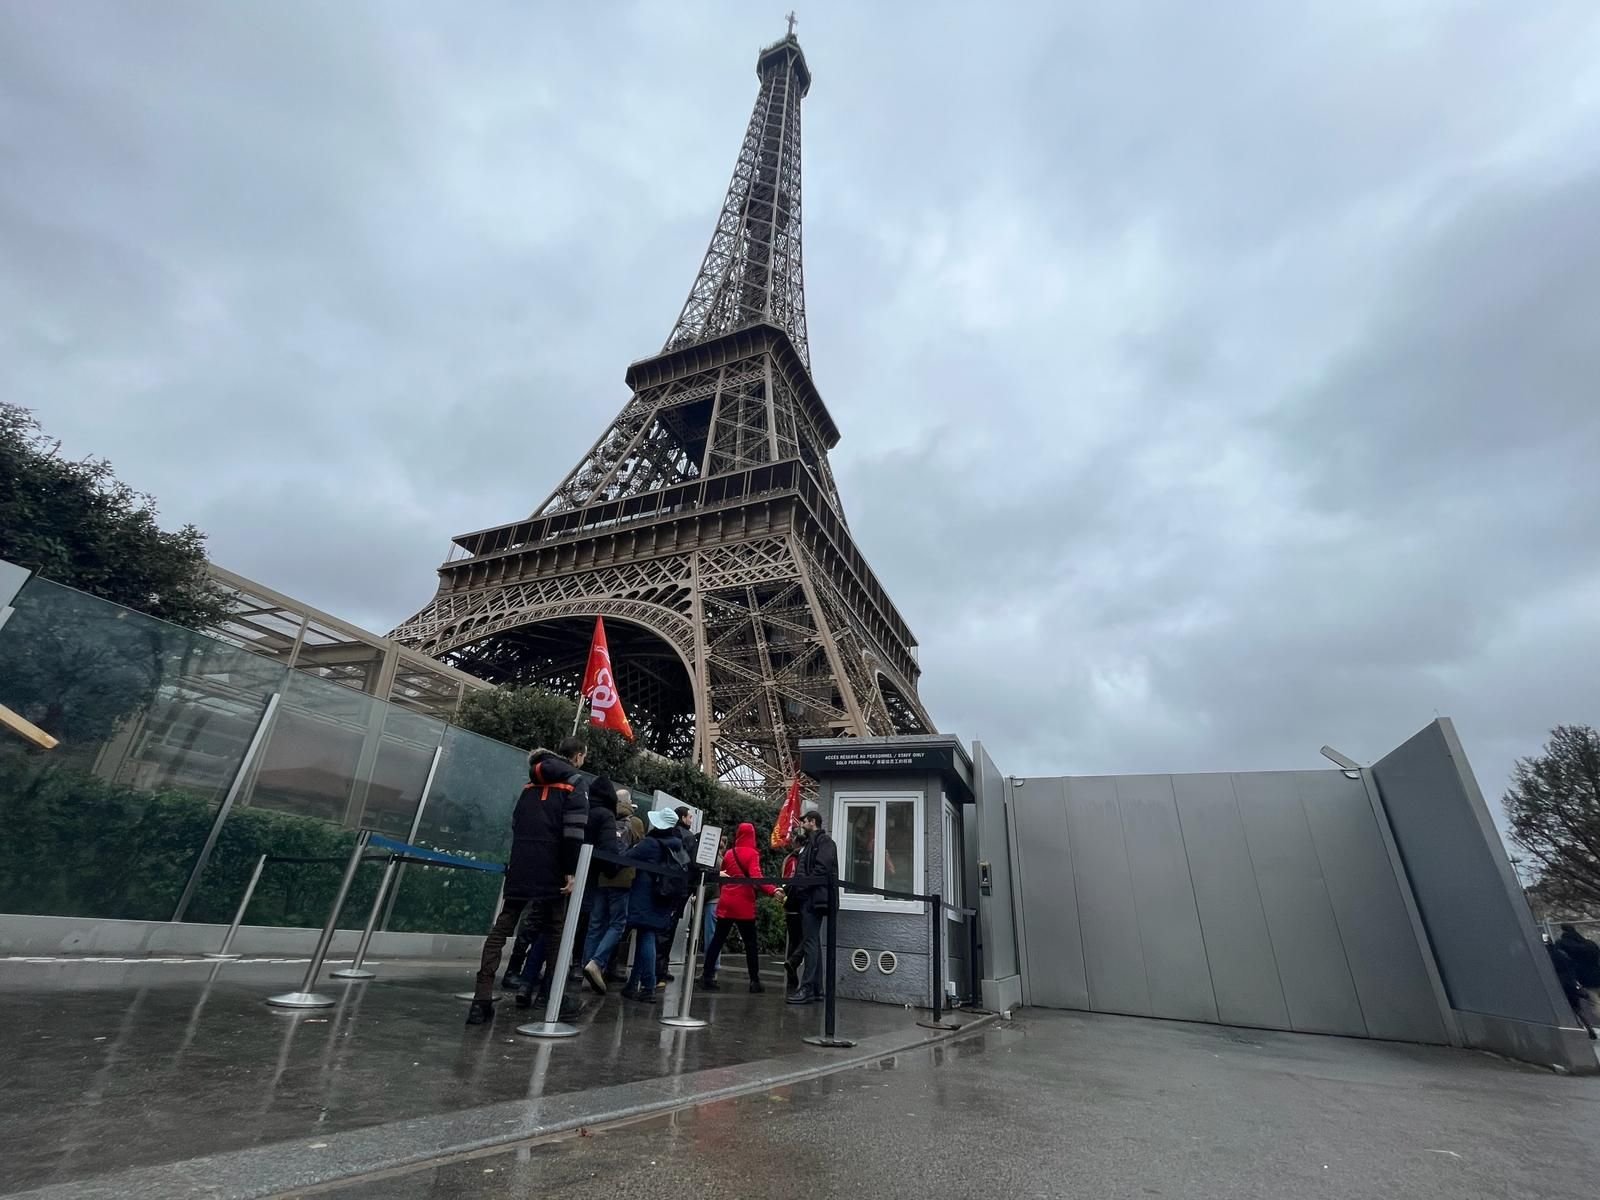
308, 1009, 1600, 1200
0, 955, 926, 1197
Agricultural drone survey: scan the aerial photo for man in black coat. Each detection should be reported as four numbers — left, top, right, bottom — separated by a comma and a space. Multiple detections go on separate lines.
1556, 925, 1600, 988
466, 736, 589, 1025
786, 809, 838, 1005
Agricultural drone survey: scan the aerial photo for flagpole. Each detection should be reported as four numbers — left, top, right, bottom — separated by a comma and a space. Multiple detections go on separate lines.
573, 616, 599, 737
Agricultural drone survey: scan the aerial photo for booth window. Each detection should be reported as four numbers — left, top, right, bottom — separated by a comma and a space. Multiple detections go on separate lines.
942, 797, 963, 923
835, 792, 923, 914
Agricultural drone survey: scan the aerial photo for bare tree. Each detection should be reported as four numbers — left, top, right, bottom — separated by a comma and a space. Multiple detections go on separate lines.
1506, 725, 1600, 913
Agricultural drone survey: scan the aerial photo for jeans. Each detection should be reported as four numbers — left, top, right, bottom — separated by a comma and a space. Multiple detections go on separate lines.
582, 888, 630, 971
702, 896, 716, 950
800, 908, 825, 996
625, 925, 658, 994
703, 916, 760, 983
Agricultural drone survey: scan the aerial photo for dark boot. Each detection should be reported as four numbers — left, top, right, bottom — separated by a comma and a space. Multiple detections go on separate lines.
749, 979, 765, 994
700, 976, 720, 991
465, 997, 495, 1025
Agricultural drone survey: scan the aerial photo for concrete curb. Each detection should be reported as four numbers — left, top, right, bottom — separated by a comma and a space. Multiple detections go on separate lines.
3, 1012, 1000, 1200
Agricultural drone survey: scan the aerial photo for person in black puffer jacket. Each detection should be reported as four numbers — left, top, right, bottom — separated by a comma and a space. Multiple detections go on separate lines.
466, 737, 589, 1026
576, 777, 630, 993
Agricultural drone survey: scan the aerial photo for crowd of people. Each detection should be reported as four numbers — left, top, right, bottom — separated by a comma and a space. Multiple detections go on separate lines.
465, 736, 839, 1026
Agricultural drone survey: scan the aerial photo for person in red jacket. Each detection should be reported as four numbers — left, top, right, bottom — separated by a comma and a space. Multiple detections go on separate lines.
700, 822, 777, 993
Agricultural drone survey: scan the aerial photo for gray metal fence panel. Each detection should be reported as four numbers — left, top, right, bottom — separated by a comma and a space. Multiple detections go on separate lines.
1170, 773, 1291, 1030
1063, 776, 1152, 1017
1115, 774, 1218, 1023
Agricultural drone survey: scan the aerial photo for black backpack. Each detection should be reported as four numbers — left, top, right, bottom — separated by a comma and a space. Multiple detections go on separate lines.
651, 839, 691, 905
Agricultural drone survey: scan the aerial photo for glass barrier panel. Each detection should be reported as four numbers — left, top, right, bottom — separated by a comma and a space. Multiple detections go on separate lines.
178, 674, 446, 925
0, 576, 285, 920
385, 724, 527, 934
361, 707, 447, 838
244, 670, 371, 825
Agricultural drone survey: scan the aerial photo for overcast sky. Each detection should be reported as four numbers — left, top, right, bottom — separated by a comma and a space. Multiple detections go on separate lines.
4, 2, 1598, 828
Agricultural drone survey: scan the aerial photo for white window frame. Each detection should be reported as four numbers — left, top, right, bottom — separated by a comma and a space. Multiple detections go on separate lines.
942, 796, 964, 924
834, 790, 924, 915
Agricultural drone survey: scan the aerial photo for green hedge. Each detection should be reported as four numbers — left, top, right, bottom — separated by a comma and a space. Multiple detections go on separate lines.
0, 748, 792, 948
0, 753, 500, 934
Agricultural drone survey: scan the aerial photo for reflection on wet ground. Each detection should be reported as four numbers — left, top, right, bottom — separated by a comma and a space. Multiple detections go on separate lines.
314, 1010, 1600, 1200
0, 957, 915, 1195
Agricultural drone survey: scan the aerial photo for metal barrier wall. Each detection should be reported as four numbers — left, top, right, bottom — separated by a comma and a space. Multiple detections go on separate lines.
1371, 719, 1593, 1070
1010, 769, 1452, 1044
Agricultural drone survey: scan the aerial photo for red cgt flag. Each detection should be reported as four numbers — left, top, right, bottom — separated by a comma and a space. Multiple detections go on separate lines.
581, 617, 635, 741
771, 773, 803, 849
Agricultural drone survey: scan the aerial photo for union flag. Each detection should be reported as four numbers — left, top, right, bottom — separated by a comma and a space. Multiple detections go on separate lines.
770, 773, 803, 849
580, 617, 634, 741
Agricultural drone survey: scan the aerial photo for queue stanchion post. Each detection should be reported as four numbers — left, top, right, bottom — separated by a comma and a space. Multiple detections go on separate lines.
268, 830, 372, 1010
661, 867, 709, 1030
208, 853, 267, 959
917, 892, 960, 1030
967, 912, 980, 1008
516, 843, 592, 1040
330, 852, 398, 980
804, 876, 855, 1048
917, 895, 963, 1030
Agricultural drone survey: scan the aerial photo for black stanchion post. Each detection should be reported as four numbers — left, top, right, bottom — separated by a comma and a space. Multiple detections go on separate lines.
968, 912, 980, 1008
804, 876, 855, 1048
918, 893, 960, 1031
825, 880, 838, 1037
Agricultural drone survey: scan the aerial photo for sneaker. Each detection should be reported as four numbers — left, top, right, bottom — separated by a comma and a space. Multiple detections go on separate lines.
786, 989, 813, 1006
660, 971, 675, 983
500, 973, 525, 992
465, 998, 495, 1025
656, 979, 668, 991
700, 977, 720, 991
635, 990, 658, 1006
583, 960, 608, 995
749, 980, 765, 994
514, 990, 534, 1010
620, 987, 641, 1002
556, 995, 584, 1022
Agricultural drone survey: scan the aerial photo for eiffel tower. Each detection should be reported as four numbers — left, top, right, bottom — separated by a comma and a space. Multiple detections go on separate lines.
390, 26, 933, 799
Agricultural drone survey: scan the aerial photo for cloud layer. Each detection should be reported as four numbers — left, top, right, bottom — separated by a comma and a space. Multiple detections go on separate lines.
5, 1, 1599, 829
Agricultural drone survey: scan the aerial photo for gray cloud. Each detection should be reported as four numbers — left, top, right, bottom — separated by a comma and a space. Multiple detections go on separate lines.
4, 0, 1599, 832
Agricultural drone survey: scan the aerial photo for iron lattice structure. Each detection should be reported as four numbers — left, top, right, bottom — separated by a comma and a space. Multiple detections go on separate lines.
391, 31, 933, 800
